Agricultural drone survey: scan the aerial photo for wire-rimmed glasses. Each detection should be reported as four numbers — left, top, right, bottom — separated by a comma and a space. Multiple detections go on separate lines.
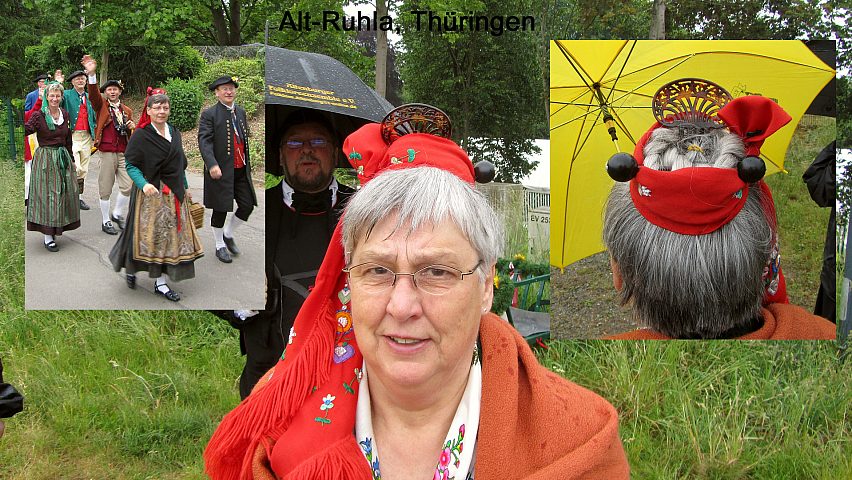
343, 260, 482, 295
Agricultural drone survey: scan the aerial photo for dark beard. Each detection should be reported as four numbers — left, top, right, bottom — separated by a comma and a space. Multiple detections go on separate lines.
282, 154, 332, 192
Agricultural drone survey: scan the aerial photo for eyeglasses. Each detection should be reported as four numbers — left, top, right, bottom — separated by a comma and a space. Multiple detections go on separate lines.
343, 260, 482, 295
285, 138, 330, 150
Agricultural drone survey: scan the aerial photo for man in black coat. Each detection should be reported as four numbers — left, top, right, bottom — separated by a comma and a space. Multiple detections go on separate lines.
198, 76, 258, 263
234, 109, 354, 398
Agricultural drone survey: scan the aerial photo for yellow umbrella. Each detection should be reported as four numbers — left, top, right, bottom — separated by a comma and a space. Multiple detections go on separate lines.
550, 40, 835, 269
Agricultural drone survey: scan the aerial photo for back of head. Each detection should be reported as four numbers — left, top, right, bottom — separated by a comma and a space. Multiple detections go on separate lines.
342, 166, 504, 278
604, 127, 773, 338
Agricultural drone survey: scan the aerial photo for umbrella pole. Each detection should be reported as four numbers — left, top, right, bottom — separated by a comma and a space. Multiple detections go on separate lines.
594, 83, 620, 152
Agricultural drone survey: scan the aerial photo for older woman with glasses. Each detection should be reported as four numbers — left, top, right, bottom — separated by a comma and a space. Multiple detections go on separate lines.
109, 88, 203, 302
206, 105, 628, 479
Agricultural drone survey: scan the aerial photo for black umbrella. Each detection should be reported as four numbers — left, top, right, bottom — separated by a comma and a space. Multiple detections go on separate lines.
265, 46, 394, 174
805, 40, 836, 117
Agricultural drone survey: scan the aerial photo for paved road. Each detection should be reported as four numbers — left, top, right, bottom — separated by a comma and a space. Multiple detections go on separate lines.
25, 154, 265, 310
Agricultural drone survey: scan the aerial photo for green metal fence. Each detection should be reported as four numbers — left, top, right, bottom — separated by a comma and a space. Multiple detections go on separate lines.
0, 97, 23, 162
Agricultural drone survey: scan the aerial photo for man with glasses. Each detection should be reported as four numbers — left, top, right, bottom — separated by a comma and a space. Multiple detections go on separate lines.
233, 109, 354, 398
199, 75, 257, 263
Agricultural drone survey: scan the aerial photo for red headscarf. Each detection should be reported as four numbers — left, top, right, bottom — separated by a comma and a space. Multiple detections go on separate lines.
627, 95, 791, 304
135, 87, 167, 130
204, 107, 477, 479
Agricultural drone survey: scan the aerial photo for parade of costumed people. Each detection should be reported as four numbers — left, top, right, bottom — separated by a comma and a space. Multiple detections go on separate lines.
600, 79, 836, 340
204, 104, 629, 480
108, 87, 204, 302
24, 80, 80, 252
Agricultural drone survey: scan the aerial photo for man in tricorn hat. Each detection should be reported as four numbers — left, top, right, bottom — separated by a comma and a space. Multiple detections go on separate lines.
198, 75, 257, 263
82, 55, 135, 235
61, 61, 98, 211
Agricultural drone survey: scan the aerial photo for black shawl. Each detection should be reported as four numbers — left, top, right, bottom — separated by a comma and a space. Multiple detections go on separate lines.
126, 123, 187, 201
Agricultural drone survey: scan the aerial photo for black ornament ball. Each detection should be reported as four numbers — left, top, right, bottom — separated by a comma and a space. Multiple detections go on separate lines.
474, 160, 496, 183
606, 152, 639, 182
737, 156, 766, 183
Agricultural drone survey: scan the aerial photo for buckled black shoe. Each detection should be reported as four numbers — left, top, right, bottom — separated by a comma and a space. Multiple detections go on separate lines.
110, 214, 125, 230
44, 240, 59, 252
223, 236, 240, 255
126, 274, 136, 289
102, 221, 118, 235
155, 284, 180, 302
215, 247, 232, 263
79, 199, 90, 210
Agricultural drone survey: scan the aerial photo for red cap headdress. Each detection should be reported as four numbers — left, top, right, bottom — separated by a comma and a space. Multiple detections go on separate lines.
136, 87, 167, 130
204, 104, 494, 479
605, 78, 790, 304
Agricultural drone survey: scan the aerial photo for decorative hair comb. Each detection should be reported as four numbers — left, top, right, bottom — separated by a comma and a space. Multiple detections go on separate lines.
379, 104, 495, 183
606, 78, 773, 184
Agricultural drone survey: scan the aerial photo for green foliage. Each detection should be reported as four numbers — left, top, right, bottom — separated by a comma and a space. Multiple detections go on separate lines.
491, 270, 514, 314
666, 0, 834, 40
839, 76, 851, 150
162, 77, 204, 131
496, 255, 550, 278
267, 0, 373, 85
398, 0, 546, 182
201, 57, 265, 117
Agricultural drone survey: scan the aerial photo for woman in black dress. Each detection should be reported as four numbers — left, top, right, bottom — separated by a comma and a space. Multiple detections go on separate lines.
109, 89, 203, 302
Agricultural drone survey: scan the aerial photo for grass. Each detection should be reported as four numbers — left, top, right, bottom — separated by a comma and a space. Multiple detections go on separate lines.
537, 341, 851, 479
0, 160, 243, 479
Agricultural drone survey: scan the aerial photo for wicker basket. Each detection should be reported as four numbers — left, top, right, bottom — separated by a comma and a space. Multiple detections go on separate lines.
188, 201, 205, 229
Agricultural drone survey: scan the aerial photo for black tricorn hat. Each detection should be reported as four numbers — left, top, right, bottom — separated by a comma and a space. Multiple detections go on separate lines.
100, 80, 124, 92
67, 70, 86, 82
208, 75, 239, 91
34, 73, 49, 83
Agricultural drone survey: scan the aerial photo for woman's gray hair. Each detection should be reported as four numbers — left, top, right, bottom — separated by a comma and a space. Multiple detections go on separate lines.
341, 167, 504, 281
45, 83, 63, 95
603, 127, 772, 338
147, 93, 169, 107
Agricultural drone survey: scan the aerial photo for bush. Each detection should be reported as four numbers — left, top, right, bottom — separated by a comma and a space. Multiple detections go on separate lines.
200, 58, 264, 117
162, 77, 203, 132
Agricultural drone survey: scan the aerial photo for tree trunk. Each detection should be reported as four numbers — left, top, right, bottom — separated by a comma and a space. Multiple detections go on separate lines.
375, 0, 389, 97
100, 50, 110, 88
649, 0, 666, 39
229, 0, 241, 45
211, 4, 229, 45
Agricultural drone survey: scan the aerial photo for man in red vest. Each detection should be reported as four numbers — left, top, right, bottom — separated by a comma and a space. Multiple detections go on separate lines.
61, 65, 97, 211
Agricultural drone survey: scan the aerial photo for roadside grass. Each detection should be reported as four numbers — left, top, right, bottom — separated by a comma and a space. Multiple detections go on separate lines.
0, 160, 242, 479
538, 340, 851, 479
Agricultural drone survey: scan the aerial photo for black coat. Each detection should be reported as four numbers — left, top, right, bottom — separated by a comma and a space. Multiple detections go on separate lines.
198, 102, 258, 212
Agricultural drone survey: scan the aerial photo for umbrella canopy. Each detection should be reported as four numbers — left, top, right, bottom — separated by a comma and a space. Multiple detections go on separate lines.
550, 40, 835, 269
265, 45, 394, 173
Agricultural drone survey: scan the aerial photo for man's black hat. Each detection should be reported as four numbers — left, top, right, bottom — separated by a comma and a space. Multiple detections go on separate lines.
67, 70, 86, 82
100, 80, 124, 93
208, 75, 239, 91
33, 74, 49, 83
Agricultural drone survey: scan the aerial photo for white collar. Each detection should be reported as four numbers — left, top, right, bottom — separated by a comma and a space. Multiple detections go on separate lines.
220, 101, 236, 111
49, 109, 64, 126
153, 123, 171, 141
281, 178, 339, 208
355, 355, 481, 480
